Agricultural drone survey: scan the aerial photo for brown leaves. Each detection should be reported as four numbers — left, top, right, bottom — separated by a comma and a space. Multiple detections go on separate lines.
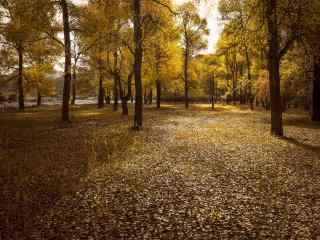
1, 105, 320, 239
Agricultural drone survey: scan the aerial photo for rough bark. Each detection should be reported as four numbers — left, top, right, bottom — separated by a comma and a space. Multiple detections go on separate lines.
266, 0, 283, 136
61, 0, 72, 122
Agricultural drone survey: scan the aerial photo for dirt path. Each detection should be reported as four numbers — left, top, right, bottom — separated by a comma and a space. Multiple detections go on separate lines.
2, 106, 320, 239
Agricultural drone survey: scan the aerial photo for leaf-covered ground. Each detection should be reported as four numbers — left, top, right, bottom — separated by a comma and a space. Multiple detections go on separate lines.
1, 104, 320, 239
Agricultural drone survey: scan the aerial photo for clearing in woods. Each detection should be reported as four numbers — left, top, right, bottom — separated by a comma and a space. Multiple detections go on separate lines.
1, 104, 320, 239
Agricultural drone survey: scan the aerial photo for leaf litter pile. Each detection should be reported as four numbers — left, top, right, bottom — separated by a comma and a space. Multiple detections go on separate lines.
1, 105, 320, 239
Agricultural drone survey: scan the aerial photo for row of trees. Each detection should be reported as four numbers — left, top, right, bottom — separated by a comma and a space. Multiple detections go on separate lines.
214, 0, 320, 136
0, 0, 209, 130
0, 0, 319, 135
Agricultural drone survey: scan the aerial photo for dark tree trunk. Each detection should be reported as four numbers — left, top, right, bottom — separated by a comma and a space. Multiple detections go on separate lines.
312, 56, 320, 121
112, 51, 119, 111
98, 68, 105, 109
232, 72, 237, 105
155, 46, 161, 109
144, 87, 148, 104
174, 90, 177, 104
37, 87, 41, 106
239, 87, 244, 104
156, 79, 161, 109
282, 97, 287, 112
61, 0, 72, 122
71, 65, 76, 105
266, 102, 271, 111
184, 47, 189, 109
122, 99, 128, 115
106, 89, 111, 104
119, 72, 132, 116
118, 75, 128, 115
133, 0, 143, 130
266, 0, 283, 136
17, 46, 24, 111
105, 95, 110, 105
113, 78, 118, 111
245, 45, 254, 110
209, 74, 215, 110
148, 89, 152, 104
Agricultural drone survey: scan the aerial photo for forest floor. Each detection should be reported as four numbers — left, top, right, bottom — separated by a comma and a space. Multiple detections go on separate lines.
1, 104, 320, 239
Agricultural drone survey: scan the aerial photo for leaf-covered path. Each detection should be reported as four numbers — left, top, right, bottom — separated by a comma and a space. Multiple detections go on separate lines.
1, 105, 320, 239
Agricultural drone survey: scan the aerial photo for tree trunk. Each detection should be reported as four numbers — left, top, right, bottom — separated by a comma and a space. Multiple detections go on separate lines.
156, 79, 161, 109
133, 0, 143, 130
118, 76, 128, 115
37, 87, 41, 107
61, 0, 72, 122
211, 74, 215, 110
105, 95, 110, 105
232, 70, 237, 105
282, 96, 287, 112
144, 88, 148, 104
71, 64, 76, 105
245, 45, 254, 110
184, 47, 189, 109
266, 0, 283, 136
148, 89, 152, 104
174, 90, 177, 104
98, 68, 105, 108
118, 72, 132, 116
312, 56, 320, 121
17, 46, 24, 111
155, 46, 161, 109
121, 98, 128, 115
105, 89, 111, 104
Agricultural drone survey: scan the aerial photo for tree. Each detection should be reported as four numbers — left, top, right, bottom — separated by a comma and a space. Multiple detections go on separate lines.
178, 2, 208, 108
60, 0, 72, 121
25, 38, 60, 105
143, 2, 178, 109
132, 0, 143, 129
301, 0, 320, 121
218, 0, 305, 136
1, 0, 56, 111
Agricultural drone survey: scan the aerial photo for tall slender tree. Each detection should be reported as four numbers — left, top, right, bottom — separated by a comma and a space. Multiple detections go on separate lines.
133, 0, 143, 129
60, 0, 72, 121
178, 2, 208, 109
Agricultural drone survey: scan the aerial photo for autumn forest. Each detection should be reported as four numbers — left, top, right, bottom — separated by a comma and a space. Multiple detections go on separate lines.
1, 0, 320, 239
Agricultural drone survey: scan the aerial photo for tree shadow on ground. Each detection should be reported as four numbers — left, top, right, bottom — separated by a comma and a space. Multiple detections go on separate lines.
282, 136, 320, 158
261, 114, 320, 130
283, 117, 320, 130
